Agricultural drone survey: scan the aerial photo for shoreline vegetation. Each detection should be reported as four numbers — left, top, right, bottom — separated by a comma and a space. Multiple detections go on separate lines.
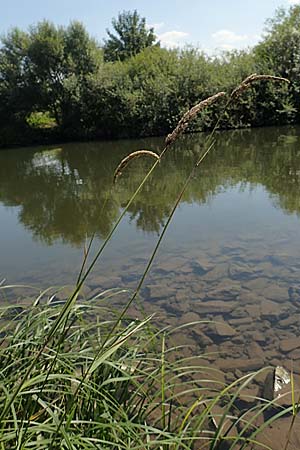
1, 5, 300, 148
1, 72, 299, 448
1, 292, 299, 449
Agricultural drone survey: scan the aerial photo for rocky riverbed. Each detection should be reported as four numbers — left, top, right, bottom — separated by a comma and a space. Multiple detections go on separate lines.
86, 239, 300, 377
3, 235, 300, 448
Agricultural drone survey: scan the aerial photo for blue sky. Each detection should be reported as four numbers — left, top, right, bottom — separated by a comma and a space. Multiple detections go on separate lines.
1, 0, 299, 53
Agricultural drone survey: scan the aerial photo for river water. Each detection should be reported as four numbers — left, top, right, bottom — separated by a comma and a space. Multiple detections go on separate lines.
1, 126, 300, 384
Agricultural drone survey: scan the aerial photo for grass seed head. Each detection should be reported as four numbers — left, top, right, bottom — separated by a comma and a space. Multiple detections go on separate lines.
165, 91, 226, 147
231, 73, 290, 100
113, 150, 160, 184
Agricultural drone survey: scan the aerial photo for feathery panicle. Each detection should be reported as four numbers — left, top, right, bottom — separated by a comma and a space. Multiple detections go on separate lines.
113, 150, 160, 184
165, 91, 226, 147
231, 73, 290, 100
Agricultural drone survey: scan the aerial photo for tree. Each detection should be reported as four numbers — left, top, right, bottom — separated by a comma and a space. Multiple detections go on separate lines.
254, 5, 300, 122
0, 21, 102, 132
103, 10, 158, 62
0, 28, 33, 121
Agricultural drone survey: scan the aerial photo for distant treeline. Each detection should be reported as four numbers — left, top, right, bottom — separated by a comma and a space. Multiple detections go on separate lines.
0, 6, 300, 147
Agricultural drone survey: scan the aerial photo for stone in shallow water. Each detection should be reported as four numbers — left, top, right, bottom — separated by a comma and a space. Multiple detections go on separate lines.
204, 284, 240, 302
228, 261, 260, 280
288, 285, 300, 307
168, 299, 192, 315
229, 317, 250, 326
190, 258, 213, 275
214, 318, 236, 337
193, 300, 236, 315
238, 290, 261, 305
268, 254, 291, 267
179, 264, 193, 274
252, 331, 267, 344
261, 284, 289, 304
89, 275, 122, 290
229, 306, 248, 318
278, 315, 300, 328
191, 329, 213, 346
200, 263, 229, 281
155, 257, 187, 274
238, 385, 261, 407
287, 348, 300, 360
280, 337, 300, 353
175, 290, 191, 303
247, 341, 265, 360
231, 334, 245, 345
260, 299, 287, 321
147, 284, 177, 300
244, 304, 261, 317
179, 311, 201, 325
204, 343, 219, 358
243, 277, 271, 291
216, 357, 264, 371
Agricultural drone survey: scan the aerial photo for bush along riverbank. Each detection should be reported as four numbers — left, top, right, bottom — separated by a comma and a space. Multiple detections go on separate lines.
1, 5, 300, 148
0, 74, 299, 449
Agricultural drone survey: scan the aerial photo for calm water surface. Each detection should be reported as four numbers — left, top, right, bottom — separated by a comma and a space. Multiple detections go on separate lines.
1, 126, 300, 378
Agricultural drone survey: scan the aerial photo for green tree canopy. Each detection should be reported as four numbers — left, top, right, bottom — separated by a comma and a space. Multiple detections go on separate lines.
254, 5, 300, 121
0, 20, 102, 131
103, 10, 158, 62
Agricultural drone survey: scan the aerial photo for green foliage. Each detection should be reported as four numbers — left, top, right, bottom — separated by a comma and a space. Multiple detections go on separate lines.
1, 6, 300, 146
0, 20, 102, 138
103, 10, 157, 62
26, 111, 57, 128
254, 5, 300, 122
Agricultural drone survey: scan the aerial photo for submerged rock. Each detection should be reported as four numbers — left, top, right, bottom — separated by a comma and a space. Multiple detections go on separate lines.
280, 337, 300, 353
179, 311, 201, 325
216, 358, 264, 371
228, 262, 259, 280
194, 300, 236, 315
147, 284, 177, 300
260, 299, 287, 321
204, 284, 240, 302
288, 285, 300, 307
214, 318, 236, 337
191, 258, 213, 275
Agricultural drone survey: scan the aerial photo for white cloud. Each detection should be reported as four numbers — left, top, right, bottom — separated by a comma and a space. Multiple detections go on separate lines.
212, 29, 248, 45
211, 29, 259, 51
157, 30, 189, 48
288, 0, 300, 4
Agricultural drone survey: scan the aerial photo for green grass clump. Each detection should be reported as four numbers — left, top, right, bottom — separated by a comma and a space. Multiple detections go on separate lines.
0, 291, 296, 450
0, 292, 219, 449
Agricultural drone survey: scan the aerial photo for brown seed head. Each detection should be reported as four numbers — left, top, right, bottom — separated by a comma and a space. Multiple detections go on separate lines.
113, 150, 160, 184
165, 91, 226, 147
231, 73, 290, 100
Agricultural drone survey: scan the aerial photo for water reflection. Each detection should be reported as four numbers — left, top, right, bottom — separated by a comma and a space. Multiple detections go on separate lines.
1, 126, 300, 246
1, 126, 300, 385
